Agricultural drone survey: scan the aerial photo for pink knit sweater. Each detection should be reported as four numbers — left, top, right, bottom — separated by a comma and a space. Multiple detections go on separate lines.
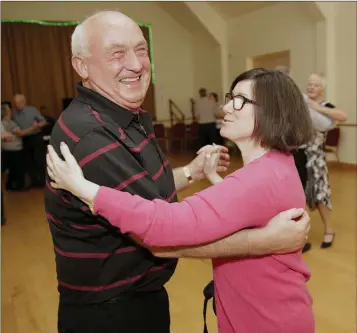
93, 151, 314, 333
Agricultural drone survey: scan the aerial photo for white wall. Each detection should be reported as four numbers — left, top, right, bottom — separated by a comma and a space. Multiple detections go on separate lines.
1, 1, 195, 121
227, 2, 317, 92
192, 30, 222, 101
334, 2, 357, 164
334, 2, 357, 124
315, 21, 327, 75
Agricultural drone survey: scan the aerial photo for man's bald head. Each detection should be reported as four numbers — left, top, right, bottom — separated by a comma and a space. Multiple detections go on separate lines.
70, 10, 151, 111
72, 11, 141, 57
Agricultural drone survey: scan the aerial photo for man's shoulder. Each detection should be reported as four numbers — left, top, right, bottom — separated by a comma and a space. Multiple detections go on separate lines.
51, 100, 109, 146
24, 105, 39, 113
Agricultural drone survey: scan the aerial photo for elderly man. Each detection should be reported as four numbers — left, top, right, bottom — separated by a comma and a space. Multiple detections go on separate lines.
45, 11, 309, 333
12, 94, 48, 187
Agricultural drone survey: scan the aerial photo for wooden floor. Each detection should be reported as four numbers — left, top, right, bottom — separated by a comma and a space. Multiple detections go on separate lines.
1, 153, 356, 333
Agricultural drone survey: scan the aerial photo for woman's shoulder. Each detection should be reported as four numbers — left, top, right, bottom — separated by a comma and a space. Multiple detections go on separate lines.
322, 101, 335, 109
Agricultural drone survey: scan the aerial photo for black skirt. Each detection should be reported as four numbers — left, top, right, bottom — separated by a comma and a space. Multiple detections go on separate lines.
293, 148, 308, 190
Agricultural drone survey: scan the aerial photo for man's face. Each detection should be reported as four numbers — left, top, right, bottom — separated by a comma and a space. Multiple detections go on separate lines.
83, 20, 151, 110
13, 95, 26, 111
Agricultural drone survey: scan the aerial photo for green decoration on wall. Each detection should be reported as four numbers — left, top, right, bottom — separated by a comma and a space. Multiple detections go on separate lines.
1, 19, 156, 84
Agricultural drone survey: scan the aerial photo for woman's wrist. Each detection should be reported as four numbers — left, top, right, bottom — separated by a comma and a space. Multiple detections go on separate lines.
75, 179, 100, 209
206, 172, 222, 184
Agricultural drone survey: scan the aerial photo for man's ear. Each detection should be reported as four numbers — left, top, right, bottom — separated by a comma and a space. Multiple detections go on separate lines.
72, 56, 88, 80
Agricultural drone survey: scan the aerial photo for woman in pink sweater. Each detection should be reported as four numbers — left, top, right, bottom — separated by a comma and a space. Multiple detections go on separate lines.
47, 68, 315, 333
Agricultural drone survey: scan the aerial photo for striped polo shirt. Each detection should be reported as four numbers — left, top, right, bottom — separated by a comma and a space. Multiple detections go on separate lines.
44, 83, 178, 305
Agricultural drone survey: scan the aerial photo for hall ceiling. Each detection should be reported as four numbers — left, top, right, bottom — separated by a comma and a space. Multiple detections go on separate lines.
158, 1, 279, 35
208, 1, 278, 19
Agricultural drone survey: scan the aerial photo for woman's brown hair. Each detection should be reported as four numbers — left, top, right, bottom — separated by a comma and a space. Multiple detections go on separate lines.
230, 68, 314, 153
1, 104, 11, 121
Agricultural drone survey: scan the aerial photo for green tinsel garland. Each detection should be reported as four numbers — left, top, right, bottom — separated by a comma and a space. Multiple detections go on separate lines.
1, 19, 156, 84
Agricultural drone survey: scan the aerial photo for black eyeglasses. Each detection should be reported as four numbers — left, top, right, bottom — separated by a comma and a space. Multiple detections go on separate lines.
225, 93, 257, 111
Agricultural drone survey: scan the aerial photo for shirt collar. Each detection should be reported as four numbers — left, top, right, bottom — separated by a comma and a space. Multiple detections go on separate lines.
75, 83, 151, 128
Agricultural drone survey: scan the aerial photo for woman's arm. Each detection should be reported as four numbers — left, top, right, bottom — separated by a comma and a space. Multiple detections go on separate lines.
89, 167, 271, 247
47, 143, 280, 248
307, 99, 347, 121
315, 105, 347, 121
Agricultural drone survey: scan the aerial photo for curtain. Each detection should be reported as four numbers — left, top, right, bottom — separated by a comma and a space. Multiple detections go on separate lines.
1, 22, 79, 118
1, 22, 156, 119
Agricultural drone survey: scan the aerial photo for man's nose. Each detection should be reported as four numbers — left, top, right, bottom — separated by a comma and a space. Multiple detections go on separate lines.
125, 51, 143, 72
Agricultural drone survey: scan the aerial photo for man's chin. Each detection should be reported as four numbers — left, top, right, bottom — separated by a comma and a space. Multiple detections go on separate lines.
121, 96, 145, 111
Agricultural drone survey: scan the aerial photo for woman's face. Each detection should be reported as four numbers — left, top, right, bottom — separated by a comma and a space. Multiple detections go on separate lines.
220, 80, 256, 143
306, 74, 324, 100
1, 106, 11, 120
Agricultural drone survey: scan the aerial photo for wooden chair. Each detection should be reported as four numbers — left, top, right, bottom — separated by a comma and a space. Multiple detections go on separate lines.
153, 123, 169, 152
324, 127, 340, 162
185, 121, 200, 151
169, 123, 186, 152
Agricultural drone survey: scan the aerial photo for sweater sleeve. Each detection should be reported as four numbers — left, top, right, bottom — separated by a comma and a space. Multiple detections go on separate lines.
93, 164, 274, 247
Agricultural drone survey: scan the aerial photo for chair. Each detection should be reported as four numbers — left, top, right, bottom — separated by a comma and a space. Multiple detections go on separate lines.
169, 123, 186, 152
153, 123, 169, 152
324, 127, 340, 162
185, 121, 200, 150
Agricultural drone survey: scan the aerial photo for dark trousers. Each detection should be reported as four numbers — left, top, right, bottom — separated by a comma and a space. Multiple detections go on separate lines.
293, 148, 308, 190
215, 128, 223, 146
199, 123, 217, 148
58, 288, 170, 333
3, 150, 26, 190
23, 134, 46, 186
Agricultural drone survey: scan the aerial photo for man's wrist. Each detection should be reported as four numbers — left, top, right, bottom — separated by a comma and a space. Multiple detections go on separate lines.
183, 165, 194, 183
246, 228, 274, 256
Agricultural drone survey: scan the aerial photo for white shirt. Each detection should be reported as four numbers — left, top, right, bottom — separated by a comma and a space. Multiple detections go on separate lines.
195, 97, 216, 124
303, 94, 335, 132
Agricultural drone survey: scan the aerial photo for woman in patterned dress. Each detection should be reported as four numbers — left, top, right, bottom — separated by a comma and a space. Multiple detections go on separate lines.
303, 73, 347, 250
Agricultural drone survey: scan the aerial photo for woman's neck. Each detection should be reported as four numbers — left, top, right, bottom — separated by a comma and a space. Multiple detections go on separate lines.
312, 96, 324, 104
236, 140, 270, 165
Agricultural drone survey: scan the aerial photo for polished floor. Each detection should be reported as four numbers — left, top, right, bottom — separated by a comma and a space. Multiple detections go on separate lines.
1, 153, 356, 333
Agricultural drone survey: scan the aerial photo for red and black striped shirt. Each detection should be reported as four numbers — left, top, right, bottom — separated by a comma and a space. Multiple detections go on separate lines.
45, 84, 178, 305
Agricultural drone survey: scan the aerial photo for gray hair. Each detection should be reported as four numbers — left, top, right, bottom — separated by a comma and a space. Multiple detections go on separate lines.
71, 11, 129, 57
308, 72, 326, 90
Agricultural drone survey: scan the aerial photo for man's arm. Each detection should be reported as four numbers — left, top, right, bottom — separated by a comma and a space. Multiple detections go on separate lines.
172, 167, 190, 192
148, 209, 310, 258
32, 107, 48, 128
13, 124, 38, 136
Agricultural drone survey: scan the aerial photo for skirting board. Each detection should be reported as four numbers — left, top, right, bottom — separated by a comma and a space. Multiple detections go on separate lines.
328, 161, 357, 170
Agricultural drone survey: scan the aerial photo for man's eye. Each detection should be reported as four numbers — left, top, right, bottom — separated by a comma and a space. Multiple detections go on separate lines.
113, 51, 125, 56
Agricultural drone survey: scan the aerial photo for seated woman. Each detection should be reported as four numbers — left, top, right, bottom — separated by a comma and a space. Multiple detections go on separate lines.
47, 68, 315, 333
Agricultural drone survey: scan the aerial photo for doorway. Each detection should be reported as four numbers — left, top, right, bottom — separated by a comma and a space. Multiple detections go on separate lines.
247, 50, 290, 72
